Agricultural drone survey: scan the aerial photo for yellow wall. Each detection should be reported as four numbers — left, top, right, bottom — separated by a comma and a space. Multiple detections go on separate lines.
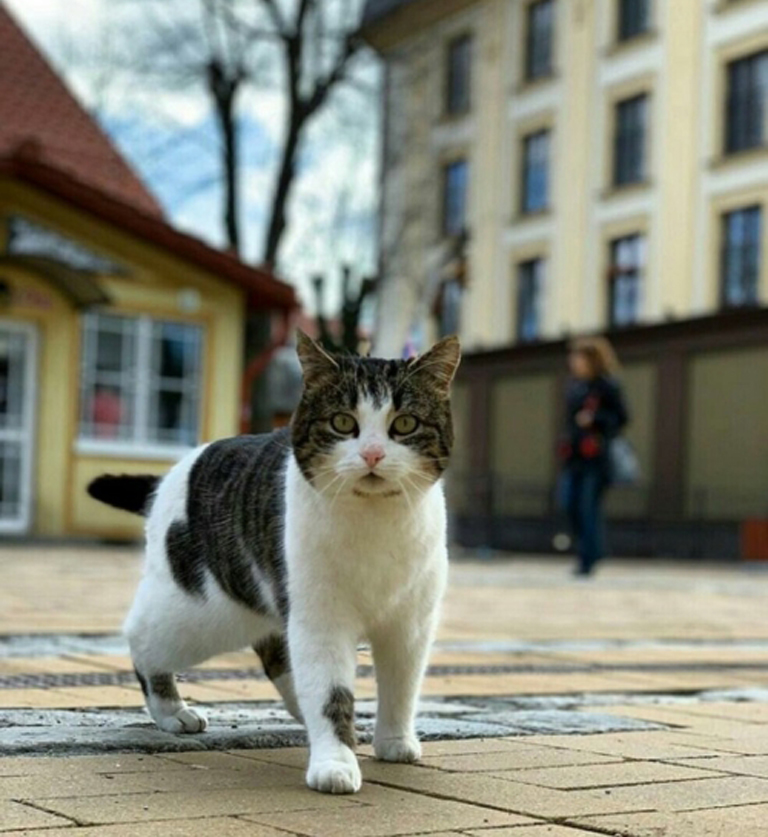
686, 347, 768, 520
0, 178, 247, 539
373, 0, 768, 349
490, 372, 555, 515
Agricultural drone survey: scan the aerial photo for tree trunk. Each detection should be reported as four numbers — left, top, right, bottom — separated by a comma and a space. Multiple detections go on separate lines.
208, 60, 241, 254
220, 103, 240, 254
263, 113, 303, 267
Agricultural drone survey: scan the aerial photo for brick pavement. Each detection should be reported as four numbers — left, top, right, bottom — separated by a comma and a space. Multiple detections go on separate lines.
2, 545, 768, 835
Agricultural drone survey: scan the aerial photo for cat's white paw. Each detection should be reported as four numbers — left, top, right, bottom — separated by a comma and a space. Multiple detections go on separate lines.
157, 707, 208, 734
306, 749, 362, 794
374, 734, 421, 763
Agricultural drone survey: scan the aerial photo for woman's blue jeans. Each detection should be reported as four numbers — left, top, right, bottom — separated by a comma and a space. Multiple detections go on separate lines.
561, 463, 608, 574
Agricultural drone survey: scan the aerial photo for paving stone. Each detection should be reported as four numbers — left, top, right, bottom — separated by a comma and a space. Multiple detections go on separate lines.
584, 775, 768, 813
572, 803, 768, 837
28, 786, 361, 825
0, 762, 302, 799
0, 799, 73, 831
361, 764, 650, 818
663, 754, 768, 779
3, 819, 291, 836
465, 828, 603, 836
489, 759, 725, 789
515, 732, 734, 760
418, 746, 619, 773
244, 784, 534, 836
229, 747, 310, 769
0, 753, 173, 777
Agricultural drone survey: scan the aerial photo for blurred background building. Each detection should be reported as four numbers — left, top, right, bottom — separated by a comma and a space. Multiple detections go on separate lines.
0, 6, 296, 539
364, 0, 768, 559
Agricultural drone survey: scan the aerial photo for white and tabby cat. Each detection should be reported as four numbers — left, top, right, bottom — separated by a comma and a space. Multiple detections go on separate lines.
88, 331, 461, 794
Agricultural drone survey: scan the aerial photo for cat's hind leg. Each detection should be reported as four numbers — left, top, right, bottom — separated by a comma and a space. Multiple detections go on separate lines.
253, 633, 302, 722
125, 578, 212, 735
133, 668, 207, 734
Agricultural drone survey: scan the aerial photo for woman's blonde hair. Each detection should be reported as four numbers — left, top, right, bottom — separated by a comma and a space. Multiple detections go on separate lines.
569, 336, 620, 378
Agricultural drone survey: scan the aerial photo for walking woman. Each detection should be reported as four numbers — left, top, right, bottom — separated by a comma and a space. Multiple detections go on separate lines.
560, 337, 629, 577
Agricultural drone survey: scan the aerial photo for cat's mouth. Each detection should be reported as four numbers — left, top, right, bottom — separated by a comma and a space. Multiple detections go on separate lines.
353, 473, 402, 498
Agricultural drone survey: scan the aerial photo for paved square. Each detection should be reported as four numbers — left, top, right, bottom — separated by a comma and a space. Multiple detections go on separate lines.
2, 546, 768, 835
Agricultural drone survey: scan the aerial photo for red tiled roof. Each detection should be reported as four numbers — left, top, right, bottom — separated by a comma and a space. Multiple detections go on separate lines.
0, 3, 164, 217
0, 149, 298, 311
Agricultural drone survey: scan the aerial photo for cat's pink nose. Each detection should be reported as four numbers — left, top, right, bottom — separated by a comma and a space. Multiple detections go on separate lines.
361, 445, 386, 469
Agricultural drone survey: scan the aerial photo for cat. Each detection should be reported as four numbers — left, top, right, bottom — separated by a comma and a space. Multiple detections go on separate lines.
87, 330, 461, 794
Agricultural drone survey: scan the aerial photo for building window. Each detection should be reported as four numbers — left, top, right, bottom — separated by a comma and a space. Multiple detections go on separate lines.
79, 312, 203, 448
617, 0, 650, 42
725, 50, 768, 154
517, 258, 545, 342
521, 130, 550, 214
446, 34, 472, 115
525, 0, 555, 82
442, 159, 469, 237
721, 206, 761, 307
613, 94, 648, 186
608, 234, 645, 327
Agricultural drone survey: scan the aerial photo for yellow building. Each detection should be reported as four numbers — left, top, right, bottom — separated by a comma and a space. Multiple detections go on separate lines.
364, 0, 768, 353
0, 5, 296, 539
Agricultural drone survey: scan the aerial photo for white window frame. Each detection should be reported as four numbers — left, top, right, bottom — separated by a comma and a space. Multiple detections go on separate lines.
76, 312, 204, 461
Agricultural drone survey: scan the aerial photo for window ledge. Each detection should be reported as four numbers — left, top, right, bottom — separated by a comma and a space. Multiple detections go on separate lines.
75, 439, 197, 462
514, 208, 553, 224
710, 146, 768, 171
440, 109, 472, 125
514, 71, 559, 96
712, 0, 766, 15
601, 181, 653, 201
604, 30, 658, 58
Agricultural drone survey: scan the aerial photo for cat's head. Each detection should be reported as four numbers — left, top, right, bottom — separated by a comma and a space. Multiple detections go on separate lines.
291, 332, 461, 501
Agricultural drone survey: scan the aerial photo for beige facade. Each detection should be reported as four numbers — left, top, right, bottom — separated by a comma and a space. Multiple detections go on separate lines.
366, 0, 768, 354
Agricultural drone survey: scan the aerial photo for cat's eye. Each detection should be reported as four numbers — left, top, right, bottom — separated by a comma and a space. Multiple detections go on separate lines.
391, 414, 419, 436
330, 413, 358, 435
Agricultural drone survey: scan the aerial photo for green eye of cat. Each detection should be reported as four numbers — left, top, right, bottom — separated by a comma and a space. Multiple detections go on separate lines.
330, 413, 357, 435
391, 414, 419, 436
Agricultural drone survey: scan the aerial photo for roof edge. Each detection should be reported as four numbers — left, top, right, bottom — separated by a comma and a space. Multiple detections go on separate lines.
0, 147, 298, 311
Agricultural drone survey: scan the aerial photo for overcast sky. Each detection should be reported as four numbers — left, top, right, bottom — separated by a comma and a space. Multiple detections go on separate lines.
5, 0, 380, 311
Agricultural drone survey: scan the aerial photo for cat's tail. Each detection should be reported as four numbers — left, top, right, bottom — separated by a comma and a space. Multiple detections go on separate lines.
87, 474, 160, 516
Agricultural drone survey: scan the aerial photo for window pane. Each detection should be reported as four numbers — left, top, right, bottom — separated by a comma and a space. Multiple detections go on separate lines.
79, 313, 136, 441
517, 258, 544, 342
443, 160, 469, 237
148, 321, 202, 446
618, 0, 650, 42
614, 94, 648, 186
609, 234, 644, 327
722, 206, 761, 307
446, 35, 472, 115
726, 51, 768, 153
521, 130, 550, 213
526, 0, 554, 81
0, 441, 21, 521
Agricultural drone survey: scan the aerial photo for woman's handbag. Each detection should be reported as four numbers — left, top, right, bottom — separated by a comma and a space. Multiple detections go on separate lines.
609, 436, 640, 484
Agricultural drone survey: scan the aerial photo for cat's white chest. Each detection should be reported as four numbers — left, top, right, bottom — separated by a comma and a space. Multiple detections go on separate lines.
284, 457, 447, 628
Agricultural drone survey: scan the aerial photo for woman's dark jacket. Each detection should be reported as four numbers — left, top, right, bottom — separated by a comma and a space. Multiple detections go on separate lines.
561, 375, 629, 479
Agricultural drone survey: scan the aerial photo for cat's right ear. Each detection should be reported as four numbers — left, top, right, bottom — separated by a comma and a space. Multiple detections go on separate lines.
296, 330, 338, 387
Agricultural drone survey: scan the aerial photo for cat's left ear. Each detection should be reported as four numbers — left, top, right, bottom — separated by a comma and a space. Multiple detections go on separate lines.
410, 335, 461, 398
296, 329, 338, 387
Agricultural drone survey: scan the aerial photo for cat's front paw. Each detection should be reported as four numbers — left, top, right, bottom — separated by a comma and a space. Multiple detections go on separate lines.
306, 748, 362, 794
374, 734, 421, 763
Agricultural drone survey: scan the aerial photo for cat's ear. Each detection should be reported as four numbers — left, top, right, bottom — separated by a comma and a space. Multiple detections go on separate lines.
410, 336, 461, 398
296, 329, 338, 387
